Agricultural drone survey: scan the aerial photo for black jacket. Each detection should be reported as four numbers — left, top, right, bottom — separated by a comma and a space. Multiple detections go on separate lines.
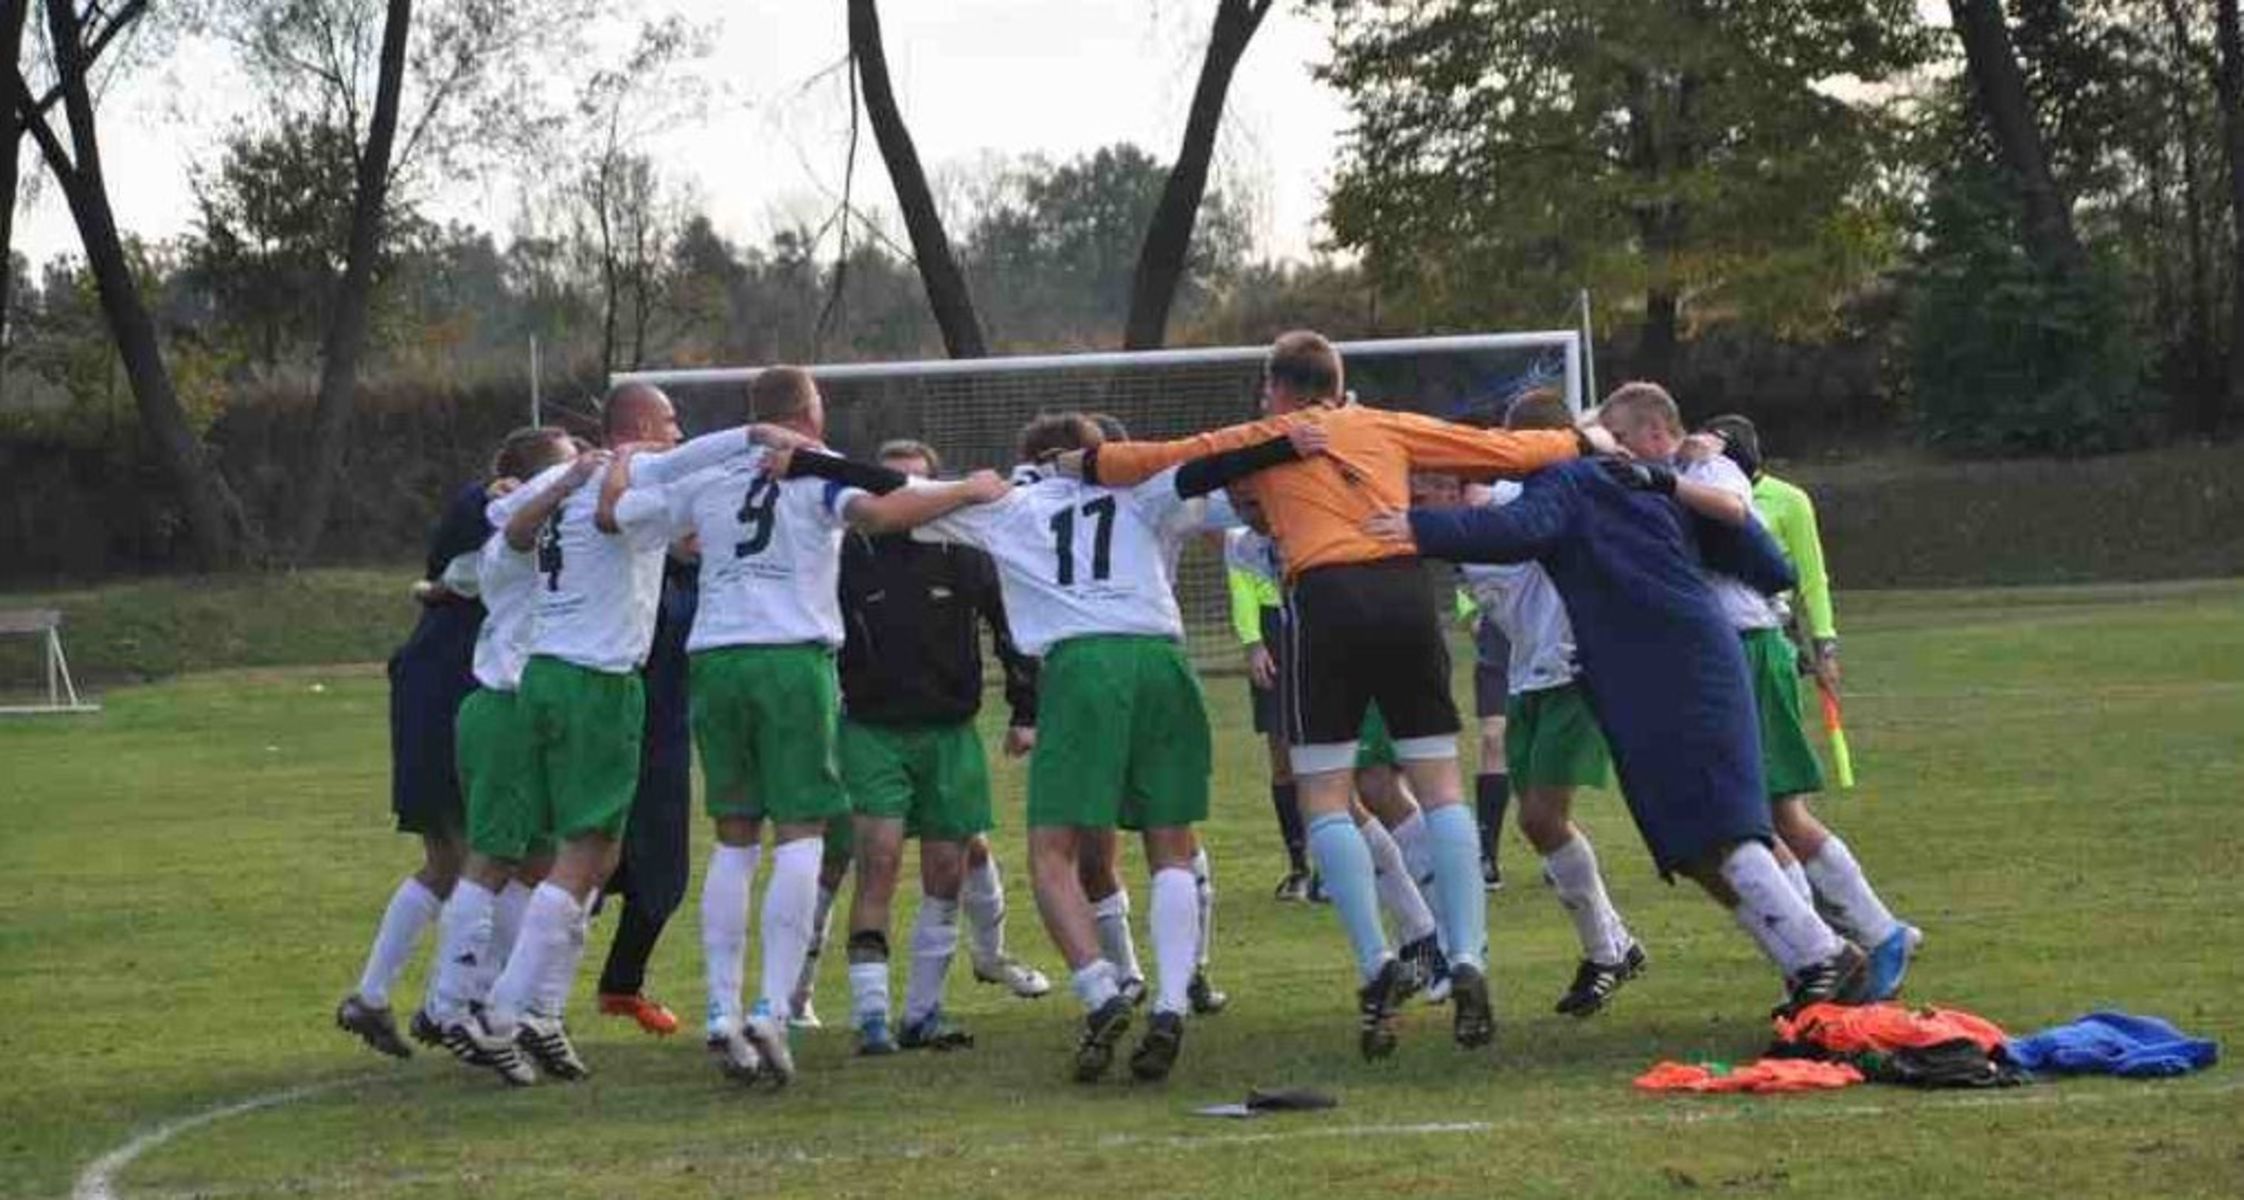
837, 531, 1038, 728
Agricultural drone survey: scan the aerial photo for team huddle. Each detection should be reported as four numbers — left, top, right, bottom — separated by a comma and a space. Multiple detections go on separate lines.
334, 330, 1918, 1089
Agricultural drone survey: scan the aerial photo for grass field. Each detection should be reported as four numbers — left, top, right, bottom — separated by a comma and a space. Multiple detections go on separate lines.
5, 581, 2241, 1199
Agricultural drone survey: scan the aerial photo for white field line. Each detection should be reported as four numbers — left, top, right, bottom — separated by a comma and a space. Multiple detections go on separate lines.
81, 1073, 2242, 1200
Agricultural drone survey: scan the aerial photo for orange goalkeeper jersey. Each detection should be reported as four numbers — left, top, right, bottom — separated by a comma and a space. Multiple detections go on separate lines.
1088, 404, 1581, 580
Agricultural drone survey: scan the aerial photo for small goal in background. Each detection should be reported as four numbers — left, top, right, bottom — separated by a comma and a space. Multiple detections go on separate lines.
0, 608, 99, 716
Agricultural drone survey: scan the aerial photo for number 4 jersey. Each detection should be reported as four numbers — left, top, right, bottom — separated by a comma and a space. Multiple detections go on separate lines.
920, 465, 1216, 657
664, 446, 869, 652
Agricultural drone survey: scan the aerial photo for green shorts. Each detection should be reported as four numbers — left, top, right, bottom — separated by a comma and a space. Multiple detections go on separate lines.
689, 644, 849, 826
1355, 703, 1398, 769
456, 688, 543, 860
841, 719, 993, 842
1503, 683, 1611, 789
1028, 635, 1210, 830
518, 656, 645, 842
1743, 626, 1826, 799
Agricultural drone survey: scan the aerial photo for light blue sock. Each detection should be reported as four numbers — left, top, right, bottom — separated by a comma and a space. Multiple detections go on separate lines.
1307, 812, 1390, 981
1424, 803, 1488, 971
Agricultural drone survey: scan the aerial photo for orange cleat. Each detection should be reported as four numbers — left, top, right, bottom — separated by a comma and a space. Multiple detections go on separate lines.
599, 992, 680, 1037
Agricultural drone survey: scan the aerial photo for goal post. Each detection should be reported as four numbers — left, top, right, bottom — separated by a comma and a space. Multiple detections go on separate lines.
616, 330, 1584, 668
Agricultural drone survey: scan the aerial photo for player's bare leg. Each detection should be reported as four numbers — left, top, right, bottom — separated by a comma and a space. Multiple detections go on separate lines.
1773, 796, 1917, 998
1516, 787, 1643, 1016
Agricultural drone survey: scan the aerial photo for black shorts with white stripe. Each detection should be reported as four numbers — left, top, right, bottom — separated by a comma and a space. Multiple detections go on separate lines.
1280, 556, 1461, 752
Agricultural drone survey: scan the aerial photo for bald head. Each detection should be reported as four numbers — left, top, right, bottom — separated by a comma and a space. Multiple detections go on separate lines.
604, 382, 680, 449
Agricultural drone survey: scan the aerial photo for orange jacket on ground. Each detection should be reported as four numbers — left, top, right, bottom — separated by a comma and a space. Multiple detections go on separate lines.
1634, 1059, 1865, 1094
1087, 404, 1581, 581
1773, 1002, 2008, 1056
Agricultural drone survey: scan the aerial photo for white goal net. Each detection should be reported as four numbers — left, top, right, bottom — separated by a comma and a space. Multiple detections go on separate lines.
617, 331, 1584, 669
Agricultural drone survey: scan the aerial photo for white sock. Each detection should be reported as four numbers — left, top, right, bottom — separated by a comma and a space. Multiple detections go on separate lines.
1721, 841, 1842, 976
848, 959, 891, 1025
1781, 859, 1813, 905
797, 883, 838, 1002
485, 882, 580, 1036
1091, 889, 1142, 983
1190, 845, 1215, 970
904, 896, 961, 1024
1803, 837, 1900, 947
355, 876, 443, 1008
425, 880, 496, 1023
530, 891, 591, 1019
962, 855, 1007, 965
1070, 958, 1120, 1012
488, 880, 533, 984
1388, 811, 1447, 935
700, 843, 760, 1033
758, 837, 823, 1019
1543, 833, 1629, 966
1362, 817, 1437, 943
1148, 867, 1200, 1017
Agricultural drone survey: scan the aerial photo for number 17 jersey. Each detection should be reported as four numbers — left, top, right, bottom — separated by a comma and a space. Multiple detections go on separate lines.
920, 466, 1200, 657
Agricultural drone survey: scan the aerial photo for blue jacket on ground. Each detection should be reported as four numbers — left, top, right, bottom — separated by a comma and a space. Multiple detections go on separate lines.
2005, 1012, 2220, 1077
1408, 459, 1794, 875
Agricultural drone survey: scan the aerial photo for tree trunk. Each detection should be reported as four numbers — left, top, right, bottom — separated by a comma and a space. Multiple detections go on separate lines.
13, 0, 239, 567
2159, 0, 2217, 432
0, 0, 27, 376
1123, 0, 1271, 351
287, 0, 412, 559
848, 0, 986, 358
1948, 0, 2090, 282
2215, 0, 2244, 431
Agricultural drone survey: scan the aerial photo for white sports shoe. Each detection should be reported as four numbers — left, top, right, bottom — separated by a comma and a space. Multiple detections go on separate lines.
789, 996, 823, 1030
973, 954, 1052, 999
513, 1014, 590, 1081
744, 1013, 795, 1087
445, 1015, 537, 1087
706, 1024, 763, 1083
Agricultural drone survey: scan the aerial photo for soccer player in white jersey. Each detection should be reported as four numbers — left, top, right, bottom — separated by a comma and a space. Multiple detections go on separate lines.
1600, 383, 1918, 1001
415, 430, 601, 1083
922, 413, 1315, 1082
655, 367, 1010, 1087
1463, 392, 1645, 1017
450, 384, 809, 1083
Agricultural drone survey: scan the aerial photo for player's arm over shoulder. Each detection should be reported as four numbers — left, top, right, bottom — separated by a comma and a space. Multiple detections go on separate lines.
1380, 408, 1583, 477
1085, 414, 1298, 487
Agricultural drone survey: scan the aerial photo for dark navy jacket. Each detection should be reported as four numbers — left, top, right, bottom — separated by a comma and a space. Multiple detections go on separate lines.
1409, 459, 1795, 874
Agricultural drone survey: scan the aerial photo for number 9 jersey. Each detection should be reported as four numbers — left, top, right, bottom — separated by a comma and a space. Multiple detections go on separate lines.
664, 446, 870, 652
917, 465, 1213, 657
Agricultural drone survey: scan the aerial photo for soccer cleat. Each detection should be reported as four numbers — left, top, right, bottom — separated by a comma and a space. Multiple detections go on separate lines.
408, 1007, 444, 1048
1397, 933, 1446, 1003
598, 992, 680, 1037
972, 954, 1053, 999
1305, 873, 1330, 905
1129, 1011, 1185, 1082
789, 996, 824, 1030
1482, 857, 1505, 892
1783, 941, 1873, 1015
1118, 975, 1149, 1010
744, 1012, 795, 1087
1187, 970, 1229, 1016
1072, 995, 1134, 1083
1864, 924, 1923, 1002
1555, 942, 1648, 1018
898, 1008, 975, 1051
1449, 962, 1496, 1048
856, 1014, 899, 1057
514, 1015, 591, 1081
1356, 957, 1409, 1061
334, 995, 413, 1060
1272, 869, 1312, 902
707, 1027, 765, 1082
444, 1016, 537, 1087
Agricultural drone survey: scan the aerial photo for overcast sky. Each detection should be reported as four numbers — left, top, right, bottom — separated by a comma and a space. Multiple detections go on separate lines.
12, 2, 1351, 268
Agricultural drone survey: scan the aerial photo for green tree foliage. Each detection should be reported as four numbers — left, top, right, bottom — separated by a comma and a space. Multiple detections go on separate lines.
960, 144, 1250, 348
1315, 0, 1932, 377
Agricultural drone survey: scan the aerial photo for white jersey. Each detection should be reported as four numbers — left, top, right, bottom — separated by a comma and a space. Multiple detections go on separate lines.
920, 465, 1200, 657
526, 466, 673, 674
465, 463, 572, 691
664, 446, 868, 652
1681, 455, 1782, 631
627, 427, 754, 488
1458, 482, 1581, 694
